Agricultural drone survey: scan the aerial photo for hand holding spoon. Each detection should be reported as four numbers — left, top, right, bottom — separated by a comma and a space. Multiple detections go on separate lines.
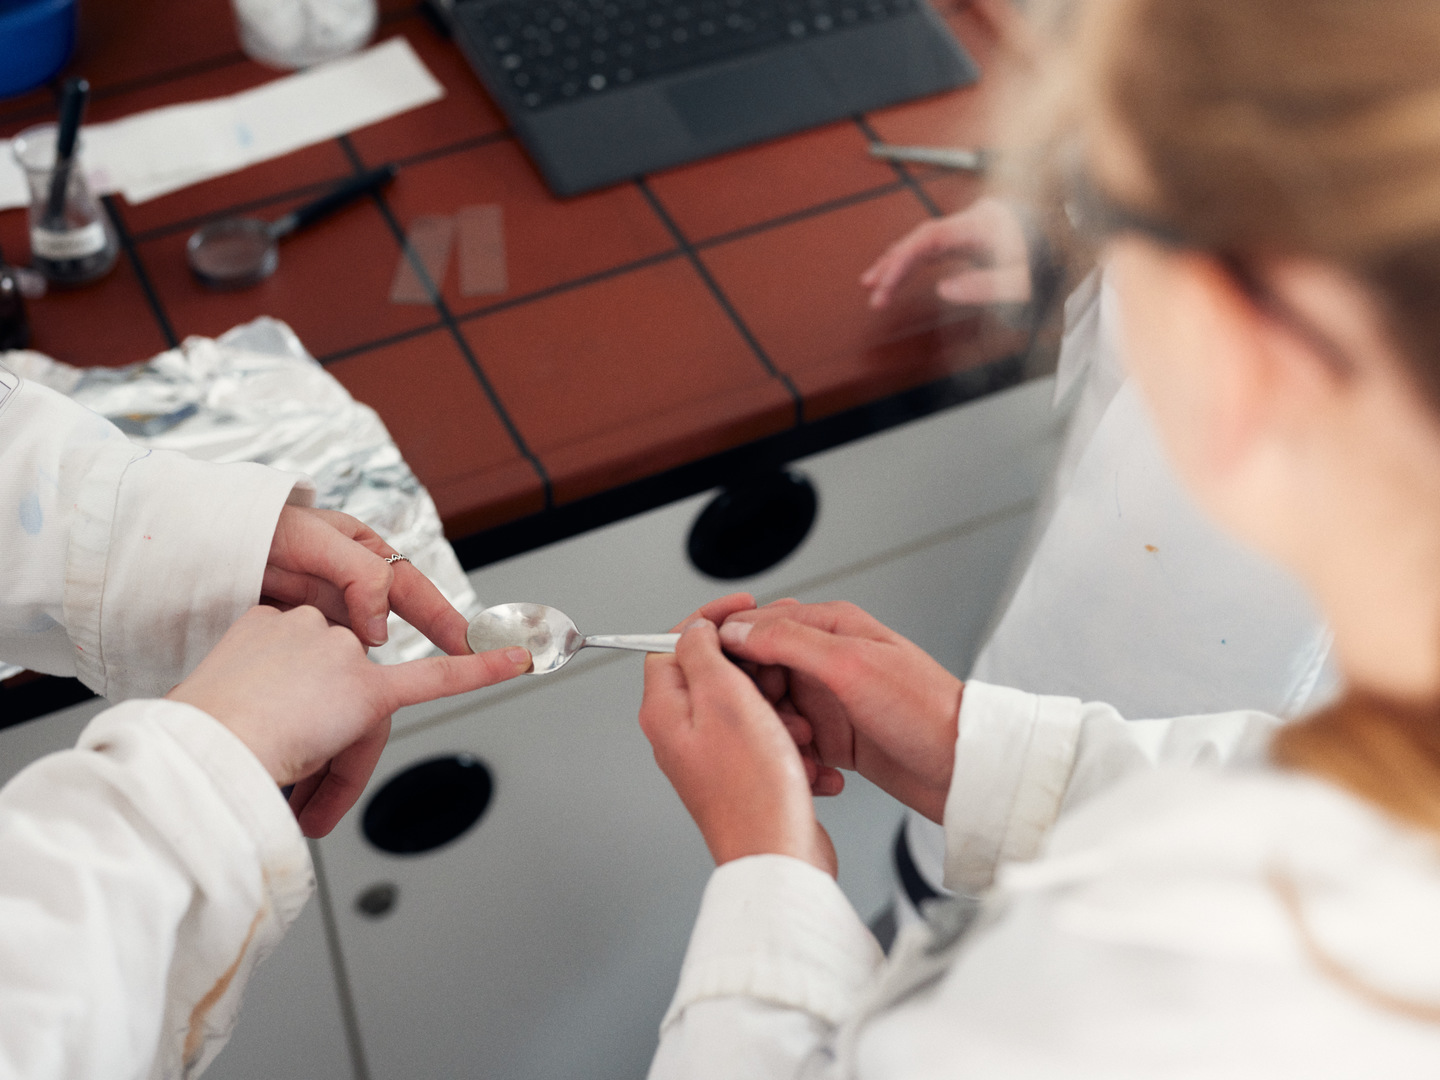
466, 603, 679, 675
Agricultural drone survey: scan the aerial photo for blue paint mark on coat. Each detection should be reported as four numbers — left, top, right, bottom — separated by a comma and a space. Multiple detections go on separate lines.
19, 491, 42, 535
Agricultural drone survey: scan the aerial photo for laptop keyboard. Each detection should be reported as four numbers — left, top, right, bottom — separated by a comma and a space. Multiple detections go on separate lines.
471, 0, 919, 110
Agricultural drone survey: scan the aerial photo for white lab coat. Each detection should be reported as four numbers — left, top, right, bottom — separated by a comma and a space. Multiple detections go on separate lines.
650, 682, 1440, 1079
643, 274, 1411, 1077
974, 272, 1333, 717
0, 366, 316, 1079
902, 271, 1335, 904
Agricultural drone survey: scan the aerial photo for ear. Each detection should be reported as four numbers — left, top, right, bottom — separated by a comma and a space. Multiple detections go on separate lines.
1110, 240, 1279, 492
1150, 249, 1347, 482
1169, 250, 1366, 535
1216, 256, 1367, 448
1179, 251, 1280, 478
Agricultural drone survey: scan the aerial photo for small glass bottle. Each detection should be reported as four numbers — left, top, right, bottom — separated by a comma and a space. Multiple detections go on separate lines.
11, 124, 119, 287
0, 260, 31, 351
231, 0, 377, 70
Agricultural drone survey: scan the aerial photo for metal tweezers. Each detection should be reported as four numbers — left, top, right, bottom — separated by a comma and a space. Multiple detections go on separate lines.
868, 143, 989, 172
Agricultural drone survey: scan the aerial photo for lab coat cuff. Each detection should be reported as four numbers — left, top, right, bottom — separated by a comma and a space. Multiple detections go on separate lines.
62, 431, 147, 695
77, 699, 313, 1074
73, 445, 314, 701
942, 681, 1084, 894
77, 699, 313, 918
661, 855, 883, 1033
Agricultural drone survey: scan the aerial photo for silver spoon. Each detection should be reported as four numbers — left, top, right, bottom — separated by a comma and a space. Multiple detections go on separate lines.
466, 602, 679, 675
867, 143, 988, 172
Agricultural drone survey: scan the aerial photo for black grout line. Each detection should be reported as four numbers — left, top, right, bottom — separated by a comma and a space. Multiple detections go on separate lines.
317, 317, 450, 365
336, 133, 555, 509
87, 51, 251, 104
388, 127, 515, 170
852, 115, 945, 219
449, 247, 683, 324
380, 4, 421, 27
309, 166, 909, 365
102, 195, 179, 350
693, 179, 908, 252
0, 98, 59, 128
319, 249, 687, 365
308, 842, 374, 1080
634, 177, 805, 425
451, 354, 1028, 570
281, 171, 903, 371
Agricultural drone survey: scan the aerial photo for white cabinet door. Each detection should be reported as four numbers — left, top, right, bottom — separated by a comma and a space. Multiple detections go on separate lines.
324, 380, 1063, 1079
318, 655, 714, 1080
322, 505, 1041, 1080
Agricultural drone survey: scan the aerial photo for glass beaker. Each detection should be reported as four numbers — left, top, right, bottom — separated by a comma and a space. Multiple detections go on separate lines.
0, 261, 31, 350
11, 123, 119, 287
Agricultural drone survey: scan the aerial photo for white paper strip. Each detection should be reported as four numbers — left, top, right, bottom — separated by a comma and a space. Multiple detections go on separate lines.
85, 99, 241, 198
0, 37, 443, 212
0, 157, 25, 213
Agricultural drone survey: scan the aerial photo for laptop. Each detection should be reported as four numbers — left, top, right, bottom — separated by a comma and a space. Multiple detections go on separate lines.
445, 0, 979, 196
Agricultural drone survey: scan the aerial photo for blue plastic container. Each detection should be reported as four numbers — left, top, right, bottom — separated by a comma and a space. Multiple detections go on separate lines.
0, 0, 77, 100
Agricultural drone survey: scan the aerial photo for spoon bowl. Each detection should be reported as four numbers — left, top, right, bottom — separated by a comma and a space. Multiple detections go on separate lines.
466, 602, 679, 675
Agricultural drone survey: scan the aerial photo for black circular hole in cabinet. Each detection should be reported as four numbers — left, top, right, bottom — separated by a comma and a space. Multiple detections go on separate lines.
687, 470, 818, 580
355, 881, 398, 919
362, 754, 493, 855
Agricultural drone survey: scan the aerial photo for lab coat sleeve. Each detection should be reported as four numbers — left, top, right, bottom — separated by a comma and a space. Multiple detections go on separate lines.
652, 688, 1284, 1080
0, 373, 314, 700
650, 855, 885, 1080
0, 698, 313, 1080
941, 680, 1281, 894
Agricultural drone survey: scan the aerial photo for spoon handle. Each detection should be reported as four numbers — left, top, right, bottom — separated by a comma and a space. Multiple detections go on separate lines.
867, 143, 987, 171
582, 633, 680, 654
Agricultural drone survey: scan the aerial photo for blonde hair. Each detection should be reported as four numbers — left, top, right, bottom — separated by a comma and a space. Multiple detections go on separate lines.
1088, 0, 1440, 406
1059, 0, 1440, 1014
1269, 695, 1440, 1020
1072, 0, 1440, 818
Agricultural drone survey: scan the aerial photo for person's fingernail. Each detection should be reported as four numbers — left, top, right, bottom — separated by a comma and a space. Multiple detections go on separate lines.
367, 616, 389, 644
683, 618, 711, 633
719, 621, 751, 647
505, 647, 533, 668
